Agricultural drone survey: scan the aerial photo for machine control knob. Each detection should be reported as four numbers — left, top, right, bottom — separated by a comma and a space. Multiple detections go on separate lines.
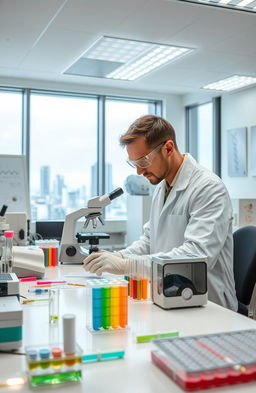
19, 229, 25, 240
66, 246, 76, 257
181, 287, 193, 300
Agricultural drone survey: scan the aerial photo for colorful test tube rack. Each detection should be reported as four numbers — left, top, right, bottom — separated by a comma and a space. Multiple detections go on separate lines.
25, 343, 82, 388
35, 240, 59, 267
125, 275, 149, 300
86, 278, 128, 332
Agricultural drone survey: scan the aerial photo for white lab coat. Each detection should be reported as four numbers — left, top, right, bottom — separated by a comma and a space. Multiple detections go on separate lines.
122, 154, 238, 311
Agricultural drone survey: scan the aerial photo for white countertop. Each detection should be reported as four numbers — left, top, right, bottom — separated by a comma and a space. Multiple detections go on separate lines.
1, 265, 256, 393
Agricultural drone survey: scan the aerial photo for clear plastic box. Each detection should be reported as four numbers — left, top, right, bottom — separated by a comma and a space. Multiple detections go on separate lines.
85, 278, 128, 332
152, 329, 256, 391
25, 342, 82, 388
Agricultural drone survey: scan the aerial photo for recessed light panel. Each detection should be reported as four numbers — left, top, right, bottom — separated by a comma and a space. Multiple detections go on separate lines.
202, 75, 256, 91
177, 0, 256, 13
64, 36, 193, 81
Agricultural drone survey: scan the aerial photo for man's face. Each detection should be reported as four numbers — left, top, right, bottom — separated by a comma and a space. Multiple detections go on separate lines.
126, 137, 170, 185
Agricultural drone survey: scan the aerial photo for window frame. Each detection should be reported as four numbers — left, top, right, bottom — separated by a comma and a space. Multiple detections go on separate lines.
185, 97, 221, 177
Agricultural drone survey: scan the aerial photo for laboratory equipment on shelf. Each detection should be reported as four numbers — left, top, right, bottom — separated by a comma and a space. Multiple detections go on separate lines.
59, 188, 123, 264
151, 329, 256, 391
152, 255, 208, 309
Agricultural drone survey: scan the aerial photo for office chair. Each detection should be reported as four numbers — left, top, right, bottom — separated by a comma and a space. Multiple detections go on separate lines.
233, 225, 256, 319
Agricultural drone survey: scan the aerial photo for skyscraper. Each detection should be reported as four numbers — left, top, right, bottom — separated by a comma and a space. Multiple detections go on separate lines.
54, 174, 64, 202
40, 166, 50, 197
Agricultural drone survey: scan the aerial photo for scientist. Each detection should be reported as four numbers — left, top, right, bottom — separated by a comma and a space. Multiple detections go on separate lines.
84, 115, 238, 311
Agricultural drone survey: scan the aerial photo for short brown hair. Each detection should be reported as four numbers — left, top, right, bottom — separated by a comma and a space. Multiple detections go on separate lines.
119, 115, 178, 149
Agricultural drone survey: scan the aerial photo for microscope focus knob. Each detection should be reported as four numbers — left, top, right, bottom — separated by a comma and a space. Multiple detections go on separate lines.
66, 246, 77, 257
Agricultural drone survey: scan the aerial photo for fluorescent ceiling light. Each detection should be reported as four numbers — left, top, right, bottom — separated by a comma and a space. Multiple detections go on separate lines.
202, 75, 256, 91
64, 36, 193, 81
177, 0, 256, 12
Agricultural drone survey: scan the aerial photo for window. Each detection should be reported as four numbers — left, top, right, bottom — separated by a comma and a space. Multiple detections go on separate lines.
0, 89, 22, 154
105, 99, 159, 219
186, 99, 220, 175
30, 93, 97, 221
0, 86, 162, 222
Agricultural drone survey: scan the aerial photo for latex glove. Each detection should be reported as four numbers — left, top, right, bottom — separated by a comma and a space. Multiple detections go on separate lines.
83, 251, 131, 276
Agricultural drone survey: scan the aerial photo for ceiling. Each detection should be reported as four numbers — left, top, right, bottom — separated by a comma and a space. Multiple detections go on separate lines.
0, 0, 255, 95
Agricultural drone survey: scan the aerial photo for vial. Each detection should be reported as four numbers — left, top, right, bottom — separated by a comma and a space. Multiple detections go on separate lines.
0, 217, 9, 273
2, 231, 14, 273
49, 288, 60, 325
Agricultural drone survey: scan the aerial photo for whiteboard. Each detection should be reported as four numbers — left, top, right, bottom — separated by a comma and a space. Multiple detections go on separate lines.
0, 155, 31, 219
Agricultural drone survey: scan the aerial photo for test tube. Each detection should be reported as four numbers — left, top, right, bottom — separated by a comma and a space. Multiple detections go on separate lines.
130, 257, 149, 300
92, 287, 102, 330
110, 285, 120, 328
101, 287, 111, 329
141, 259, 148, 300
49, 288, 59, 325
3, 231, 14, 273
119, 284, 128, 328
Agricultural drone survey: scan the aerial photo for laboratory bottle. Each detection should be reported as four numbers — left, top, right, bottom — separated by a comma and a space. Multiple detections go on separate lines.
3, 230, 14, 273
0, 220, 9, 273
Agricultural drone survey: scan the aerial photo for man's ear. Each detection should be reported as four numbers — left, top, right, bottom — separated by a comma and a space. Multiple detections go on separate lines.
164, 140, 174, 154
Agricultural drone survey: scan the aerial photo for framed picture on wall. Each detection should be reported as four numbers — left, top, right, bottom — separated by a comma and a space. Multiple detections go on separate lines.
239, 199, 256, 227
251, 126, 256, 176
227, 127, 247, 177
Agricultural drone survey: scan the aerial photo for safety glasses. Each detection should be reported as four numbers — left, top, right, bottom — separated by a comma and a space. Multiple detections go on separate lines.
127, 141, 166, 168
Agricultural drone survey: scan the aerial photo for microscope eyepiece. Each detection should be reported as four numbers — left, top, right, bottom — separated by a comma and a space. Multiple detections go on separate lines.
109, 187, 124, 201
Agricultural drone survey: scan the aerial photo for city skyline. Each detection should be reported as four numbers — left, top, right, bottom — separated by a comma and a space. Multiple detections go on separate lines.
31, 163, 125, 221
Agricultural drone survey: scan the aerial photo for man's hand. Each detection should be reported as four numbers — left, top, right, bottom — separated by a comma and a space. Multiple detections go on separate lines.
83, 251, 130, 276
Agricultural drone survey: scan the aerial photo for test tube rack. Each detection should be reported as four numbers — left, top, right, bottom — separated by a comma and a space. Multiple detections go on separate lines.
86, 278, 128, 332
125, 275, 149, 301
125, 257, 150, 301
35, 240, 59, 267
25, 343, 82, 388
151, 329, 256, 391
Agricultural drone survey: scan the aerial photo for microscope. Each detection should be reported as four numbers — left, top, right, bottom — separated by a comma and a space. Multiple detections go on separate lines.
59, 188, 124, 264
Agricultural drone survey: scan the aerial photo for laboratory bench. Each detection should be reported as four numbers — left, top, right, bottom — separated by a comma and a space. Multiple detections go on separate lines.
1, 265, 256, 393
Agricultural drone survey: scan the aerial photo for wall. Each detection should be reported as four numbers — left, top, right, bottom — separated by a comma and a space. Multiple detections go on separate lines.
183, 86, 256, 199
221, 86, 256, 198
165, 94, 185, 151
